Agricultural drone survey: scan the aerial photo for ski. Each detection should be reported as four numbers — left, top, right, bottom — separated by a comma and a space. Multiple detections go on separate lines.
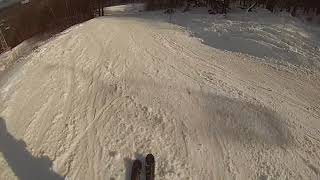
145, 154, 155, 180
131, 159, 142, 180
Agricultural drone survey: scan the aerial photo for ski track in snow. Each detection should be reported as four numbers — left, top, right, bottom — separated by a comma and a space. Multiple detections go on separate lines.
0, 12, 320, 180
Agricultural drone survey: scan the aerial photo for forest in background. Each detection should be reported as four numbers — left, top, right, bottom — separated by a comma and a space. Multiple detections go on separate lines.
0, 0, 320, 54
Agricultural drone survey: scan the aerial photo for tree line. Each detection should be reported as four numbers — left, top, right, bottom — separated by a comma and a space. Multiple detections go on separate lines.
145, 0, 320, 16
0, 0, 107, 53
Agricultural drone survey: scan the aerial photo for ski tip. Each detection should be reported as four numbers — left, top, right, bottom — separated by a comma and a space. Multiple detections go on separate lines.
145, 154, 155, 180
132, 159, 142, 169
131, 160, 142, 180
146, 154, 155, 163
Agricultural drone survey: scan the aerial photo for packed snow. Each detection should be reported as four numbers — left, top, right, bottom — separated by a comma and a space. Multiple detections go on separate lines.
1, 4, 320, 180
137, 7, 320, 70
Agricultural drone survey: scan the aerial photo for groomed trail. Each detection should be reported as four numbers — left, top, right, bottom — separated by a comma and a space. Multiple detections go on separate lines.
1, 15, 320, 180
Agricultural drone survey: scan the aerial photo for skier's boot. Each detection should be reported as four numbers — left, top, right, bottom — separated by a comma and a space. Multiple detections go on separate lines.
131, 160, 142, 180
145, 154, 155, 180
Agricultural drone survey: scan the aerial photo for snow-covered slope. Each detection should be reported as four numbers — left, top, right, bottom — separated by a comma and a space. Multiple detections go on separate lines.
0, 5, 320, 180
104, 3, 144, 15
138, 8, 320, 70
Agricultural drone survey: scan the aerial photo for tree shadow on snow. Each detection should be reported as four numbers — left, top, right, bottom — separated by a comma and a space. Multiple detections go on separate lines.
121, 77, 295, 148
43, 62, 294, 148
43, 62, 294, 147
0, 117, 64, 180
198, 92, 294, 147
